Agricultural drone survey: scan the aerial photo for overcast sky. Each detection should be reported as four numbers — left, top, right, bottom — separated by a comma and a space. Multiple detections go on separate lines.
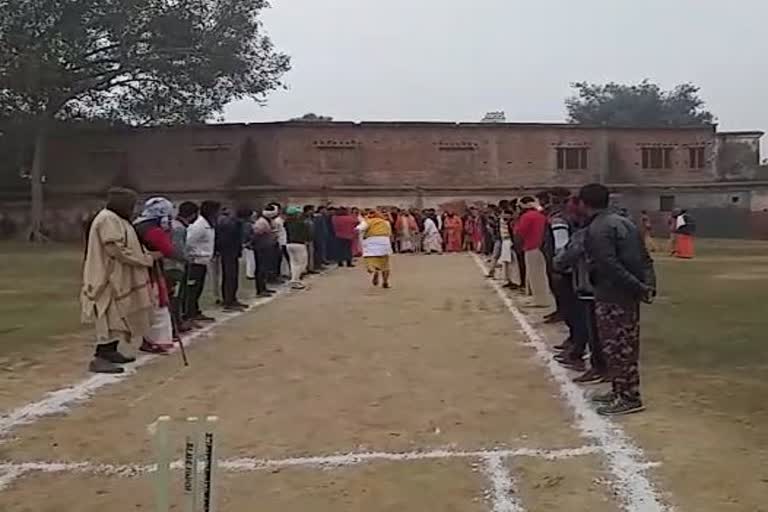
223, 0, 766, 154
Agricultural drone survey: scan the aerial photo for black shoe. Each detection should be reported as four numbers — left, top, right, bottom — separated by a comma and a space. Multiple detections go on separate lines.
591, 391, 617, 404
598, 399, 645, 416
223, 304, 246, 312
573, 369, 604, 384
560, 359, 586, 372
193, 314, 216, 323
543, 313, 563, 324
89, 357, 125, 374
101, 350, 136, 365
553, 339, 572, 351
257, 291, 275, 298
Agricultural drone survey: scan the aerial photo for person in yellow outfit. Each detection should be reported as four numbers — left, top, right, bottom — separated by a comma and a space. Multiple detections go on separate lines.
356, 210, 394, 288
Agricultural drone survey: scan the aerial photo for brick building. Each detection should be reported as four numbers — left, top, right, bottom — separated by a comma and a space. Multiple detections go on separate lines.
0, 121, 765, 239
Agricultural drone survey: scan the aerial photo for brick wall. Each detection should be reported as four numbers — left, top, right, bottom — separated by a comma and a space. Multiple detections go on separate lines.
39, 122, 721, 195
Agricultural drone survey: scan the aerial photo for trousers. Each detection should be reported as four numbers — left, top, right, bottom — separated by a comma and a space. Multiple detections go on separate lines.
186, 263, 208, 318
220, 252, 240, 306
287, 243, 308, 282
595, 300, 641, 402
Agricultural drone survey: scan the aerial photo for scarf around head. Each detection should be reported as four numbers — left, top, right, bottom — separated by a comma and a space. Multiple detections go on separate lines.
134, 197, 174, 229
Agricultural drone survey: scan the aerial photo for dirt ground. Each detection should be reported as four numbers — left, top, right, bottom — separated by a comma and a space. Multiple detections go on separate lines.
0, 252, 758, 511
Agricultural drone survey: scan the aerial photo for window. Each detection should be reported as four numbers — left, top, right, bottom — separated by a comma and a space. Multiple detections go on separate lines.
659, 195, 676, 212
556, 148, 588, 170
642, 147, 673, 169
689, 147, 706, 169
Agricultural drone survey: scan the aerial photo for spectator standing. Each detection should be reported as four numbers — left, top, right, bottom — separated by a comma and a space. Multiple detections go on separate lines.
640, 210, 657, 253
284, 206, 310, 289
134, 197, 180, 355
313, 206, 331, 269
578, 184, 656, 416
252, 207, 279, 297
216, 208, 247, 311
266, 203, 288, 282
81, 188, 159, 374
186, 200, 221, 322
332, 207, 358, 267
166, 201, 198, 336
303, 205, 319, 274
515, 197, 554, 310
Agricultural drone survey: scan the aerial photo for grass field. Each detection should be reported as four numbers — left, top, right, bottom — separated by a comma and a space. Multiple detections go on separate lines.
1, 239, 767, 510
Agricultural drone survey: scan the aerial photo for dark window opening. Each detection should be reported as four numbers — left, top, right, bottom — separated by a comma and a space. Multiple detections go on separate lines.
689, 147, 706, 169
731, 196, 740, 204
556, 148, 588, 170
660, 195, 676, 212
642, 147, 674, 169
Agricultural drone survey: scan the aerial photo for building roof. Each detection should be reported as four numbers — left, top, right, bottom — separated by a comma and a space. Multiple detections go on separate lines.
718, 130, 765, 137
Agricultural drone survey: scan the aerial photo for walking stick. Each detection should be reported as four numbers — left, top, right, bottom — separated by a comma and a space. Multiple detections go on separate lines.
175, 264, 191, 367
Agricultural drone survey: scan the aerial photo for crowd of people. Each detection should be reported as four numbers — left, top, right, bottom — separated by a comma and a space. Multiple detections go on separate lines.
81, 184, 660, 416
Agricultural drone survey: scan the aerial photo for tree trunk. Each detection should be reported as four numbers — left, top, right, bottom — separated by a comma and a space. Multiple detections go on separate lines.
28, 124, 49, 242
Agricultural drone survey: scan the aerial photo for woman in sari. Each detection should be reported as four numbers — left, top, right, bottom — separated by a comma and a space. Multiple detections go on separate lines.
134, 197, 182, 354
358, 210, 394, 288
397, 211, 419, 253
673, 210, 696, 259
443, 212, 463, 252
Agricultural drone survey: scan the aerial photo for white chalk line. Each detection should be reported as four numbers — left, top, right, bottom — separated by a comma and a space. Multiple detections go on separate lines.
0, 467, 26, 491
0, 446, 600, 481
472, 254, 670, 512
481, 454, 524, 512
0, 288, 288, 439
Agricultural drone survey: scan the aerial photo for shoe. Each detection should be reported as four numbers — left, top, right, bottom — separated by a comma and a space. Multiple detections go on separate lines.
95, 341, 136, 365
560, 359, 586, 372
140, 341, 173, 355
290, 282, 306, 290
554, 352, 581, 363
193, 314, 216, 323
573, 369, 604, 384
597, 399, 645, 416
591, 391, 617, 404
543, 312, 563, 324
307, 270, 320, 275
100, 349, 136, 365
223, 304, 246, 312
89, 357, 125, 374
553, 339, 572, 351
383, 282, 391, 289
257, 291, 275, 298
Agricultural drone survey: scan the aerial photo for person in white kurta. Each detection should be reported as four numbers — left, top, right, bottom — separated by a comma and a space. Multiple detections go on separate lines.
422, 216, 443, 254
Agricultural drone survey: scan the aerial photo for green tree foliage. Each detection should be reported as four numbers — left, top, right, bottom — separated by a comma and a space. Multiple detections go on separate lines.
566, 80, 715, 126
291, 113, 334, 122
0, 0, 291, 239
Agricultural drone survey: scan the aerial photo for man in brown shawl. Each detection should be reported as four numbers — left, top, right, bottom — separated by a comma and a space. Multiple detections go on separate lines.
81, 188, 161, 374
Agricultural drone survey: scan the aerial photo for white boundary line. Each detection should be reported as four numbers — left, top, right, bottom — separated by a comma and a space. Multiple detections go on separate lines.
0, 446, 600, 479
0, 291, 283, 438
481, 454, 524, 512
472, 254, 670, 512
0, 467, 25, 491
